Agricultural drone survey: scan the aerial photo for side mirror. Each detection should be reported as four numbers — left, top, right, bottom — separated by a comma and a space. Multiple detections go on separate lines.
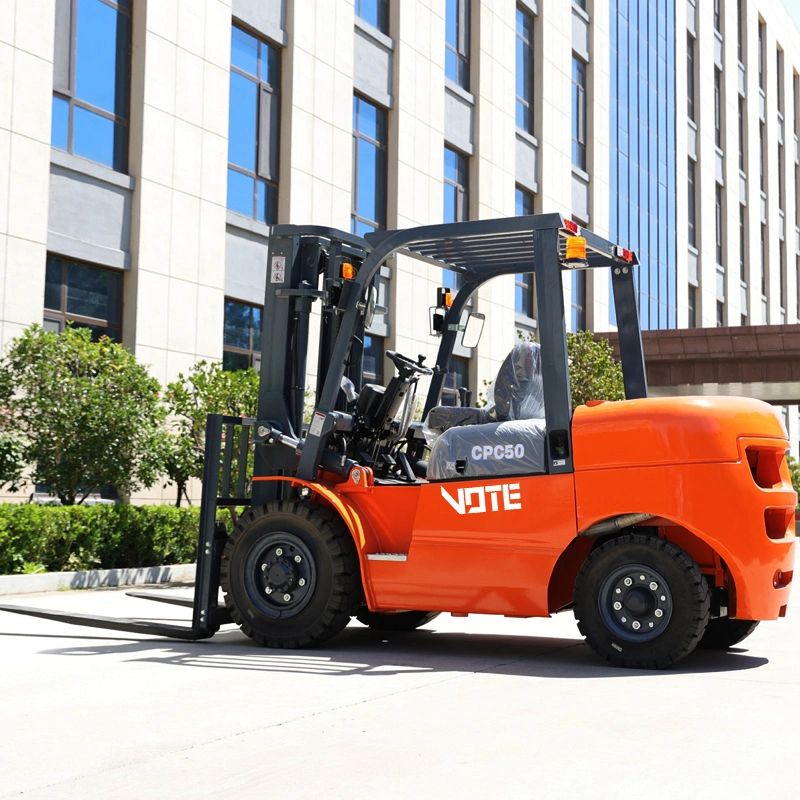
461, 312, 485, 349
363, 286, 378, 329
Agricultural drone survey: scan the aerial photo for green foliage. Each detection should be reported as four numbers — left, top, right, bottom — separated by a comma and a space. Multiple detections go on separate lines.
0, 326, 166, 505
565, 329, 625, 408
0, 504, 202, 574
787, 455, 800, 511
162, 361, 259, 505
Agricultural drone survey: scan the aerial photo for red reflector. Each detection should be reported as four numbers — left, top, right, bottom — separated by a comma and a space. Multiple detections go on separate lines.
563, 219, 580, 235
613, 246, 634, 262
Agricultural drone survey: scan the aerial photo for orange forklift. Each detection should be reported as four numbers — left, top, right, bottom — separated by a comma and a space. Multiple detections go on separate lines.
2, 214, 795, 669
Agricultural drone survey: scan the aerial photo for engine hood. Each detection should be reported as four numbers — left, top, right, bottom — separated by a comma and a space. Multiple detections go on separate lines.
572, 395, 787, 471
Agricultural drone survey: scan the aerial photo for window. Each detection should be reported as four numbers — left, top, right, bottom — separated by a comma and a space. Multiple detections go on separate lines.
715, 185, 724, 266
223, 299, 262, 371
516, 7, 534, 134
687, 34, 696, 122
44, 256, 122, 340
51, 0, 131, 172
714, 0, 721, 33
572, 56, 587, 171
758, 20, 765, 91
761, 224, 767, 295
716, 300, 724, 326
362, 335, 384, 385
515, 187, 535, 318
777, 49, 784, 111
759, 123, 766, 191
737, 0, 744, 62
738, 97, 745, 171
445, 0, 470, 90
440, 357, 470, 406
778, 140, 785, 211
352, 96, 388, 236
355, 0, 389, 34
227, 26, 280, 224
740, 204, 747, 282
571, 271, 586, 331
780, 240, 786, 315
714, 69, 722, 148
688, 159, 697, 249
443, 146, 468, 290
688, 284, 697, 327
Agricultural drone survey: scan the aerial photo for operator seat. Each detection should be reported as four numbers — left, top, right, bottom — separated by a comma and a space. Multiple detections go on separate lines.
424, 341, 547, 481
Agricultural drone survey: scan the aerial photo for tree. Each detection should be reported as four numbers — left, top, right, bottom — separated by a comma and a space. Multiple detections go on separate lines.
162, 361, 259, 506
566, 329, 625, 407
0, 325, 165, 505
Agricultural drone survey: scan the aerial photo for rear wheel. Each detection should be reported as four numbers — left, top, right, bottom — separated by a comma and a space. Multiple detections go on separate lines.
220, 501, 362, 648
574, 533, 710, 669
355, 609, 441, 631
697, 618, 759, 649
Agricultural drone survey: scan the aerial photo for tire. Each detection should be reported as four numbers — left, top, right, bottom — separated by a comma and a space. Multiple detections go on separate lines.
355, 609, 441, 631
220, 501, 362, 648
573, 533, 710, 669
697, 618, 759, 649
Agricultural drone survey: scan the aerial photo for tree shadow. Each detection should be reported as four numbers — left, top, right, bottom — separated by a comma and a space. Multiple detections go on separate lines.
31, 623, 769, 679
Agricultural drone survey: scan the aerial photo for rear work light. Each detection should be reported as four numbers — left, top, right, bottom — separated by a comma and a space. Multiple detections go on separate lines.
342, 262, 356, 280
563, 219, 581, 235
613, 246, 634, 263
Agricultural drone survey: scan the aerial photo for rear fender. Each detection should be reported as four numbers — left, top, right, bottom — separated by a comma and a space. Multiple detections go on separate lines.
251, 477, 381, 607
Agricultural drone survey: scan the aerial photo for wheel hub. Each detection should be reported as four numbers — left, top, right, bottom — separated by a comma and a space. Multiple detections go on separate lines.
599, 564, 673, 643
244, 532, 317, 618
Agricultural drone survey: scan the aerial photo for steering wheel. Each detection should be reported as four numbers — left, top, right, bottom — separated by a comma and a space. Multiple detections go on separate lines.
386, 350, 433, 376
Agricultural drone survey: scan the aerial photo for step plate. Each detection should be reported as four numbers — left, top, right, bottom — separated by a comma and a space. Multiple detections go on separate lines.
365, 553, 408, 562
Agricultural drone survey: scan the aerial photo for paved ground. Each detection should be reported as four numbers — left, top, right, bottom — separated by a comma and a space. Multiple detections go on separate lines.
0, 586, 798, 799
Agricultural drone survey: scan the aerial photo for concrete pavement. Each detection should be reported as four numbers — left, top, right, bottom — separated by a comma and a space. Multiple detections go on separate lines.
0, 585, 798, 799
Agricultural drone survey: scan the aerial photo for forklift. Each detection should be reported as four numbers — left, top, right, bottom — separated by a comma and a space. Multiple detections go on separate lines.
2, 214, 795, 669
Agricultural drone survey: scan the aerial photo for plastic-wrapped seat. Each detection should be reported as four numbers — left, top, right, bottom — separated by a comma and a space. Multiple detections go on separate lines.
425, 341, 547, 480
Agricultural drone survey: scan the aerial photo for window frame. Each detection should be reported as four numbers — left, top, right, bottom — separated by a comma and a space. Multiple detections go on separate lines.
222, 298, 263, 372
355, 0, 389, 35
572, 55, 588, 171
227, 24, 281, 224
515, 6, 534, 135
687, 34, 696, 122
44, 255, 123, 341
688, 158, 697, 249
714, 68, 722, 148
351, 94, 389, 236
52, 0, 132, 173
445, 0, 470, 91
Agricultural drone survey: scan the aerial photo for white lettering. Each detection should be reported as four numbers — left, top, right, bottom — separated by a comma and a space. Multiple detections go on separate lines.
514, 443, 524, 458
483, 445, 493, 459
503, 482, 522, 511
440, 486, 466, 514
465, 487, 486, 514
471, 443, 525, 461
471, 445, 482, 460
441, 482, 522, 515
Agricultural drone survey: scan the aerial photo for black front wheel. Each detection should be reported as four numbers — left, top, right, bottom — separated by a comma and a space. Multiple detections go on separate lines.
220, 501, 362, 648
355, 609, 441, 631
574, 533, 710, 669
697, 618, 759, 649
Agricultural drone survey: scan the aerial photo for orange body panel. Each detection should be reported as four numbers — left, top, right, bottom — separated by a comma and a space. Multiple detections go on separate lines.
260, 395, 796, 622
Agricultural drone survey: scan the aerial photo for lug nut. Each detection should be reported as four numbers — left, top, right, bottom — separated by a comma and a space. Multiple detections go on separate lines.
261, 564, 266, 571
294, 555, 302, 563
624, 578, 633, 587
615, 588, 622, 594
298, 578, 306, 586
639, 575, 645, 581
621, 616, 627, 623
265, 587, 273, 594
660, 595, 666, 601
650, 582, 658, 590
276, 548, 283, 556
654, 609, 663, 618
613, 601, 622, 611
649, 622, 654, 628
283, 594, 291, 601
632, 621, 641, 630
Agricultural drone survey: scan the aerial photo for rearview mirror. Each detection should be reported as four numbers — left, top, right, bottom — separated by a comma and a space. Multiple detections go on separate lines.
461, 312, 485, 349
363, 286, 378, 329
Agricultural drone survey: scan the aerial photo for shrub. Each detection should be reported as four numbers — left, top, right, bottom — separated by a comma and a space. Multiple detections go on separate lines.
0, 504, 203, 574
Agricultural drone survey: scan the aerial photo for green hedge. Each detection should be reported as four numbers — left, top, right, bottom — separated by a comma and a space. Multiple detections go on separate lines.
0, 504, 203, 575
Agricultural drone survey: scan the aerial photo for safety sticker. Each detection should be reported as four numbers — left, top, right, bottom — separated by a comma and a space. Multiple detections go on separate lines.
309, 411, 325, 437
270, 255, 286, 283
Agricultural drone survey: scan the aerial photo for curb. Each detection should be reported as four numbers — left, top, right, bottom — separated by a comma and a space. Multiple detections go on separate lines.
0, 563, 197, 596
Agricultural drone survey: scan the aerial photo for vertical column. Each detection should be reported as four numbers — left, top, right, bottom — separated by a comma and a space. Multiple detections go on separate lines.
128, 0, 232, 386
0, 0, 56, 351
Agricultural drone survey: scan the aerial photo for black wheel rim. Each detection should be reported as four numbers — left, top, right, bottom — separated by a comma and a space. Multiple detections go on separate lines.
243, 531, 318, 619
598, 563, 673, 643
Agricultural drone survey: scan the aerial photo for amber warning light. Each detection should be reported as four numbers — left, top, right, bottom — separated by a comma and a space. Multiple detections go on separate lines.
342, 262, 356, 279
564, 236, 587, 265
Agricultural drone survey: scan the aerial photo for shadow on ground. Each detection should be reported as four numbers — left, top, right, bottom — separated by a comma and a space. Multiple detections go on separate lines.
8, 622, 769, 679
